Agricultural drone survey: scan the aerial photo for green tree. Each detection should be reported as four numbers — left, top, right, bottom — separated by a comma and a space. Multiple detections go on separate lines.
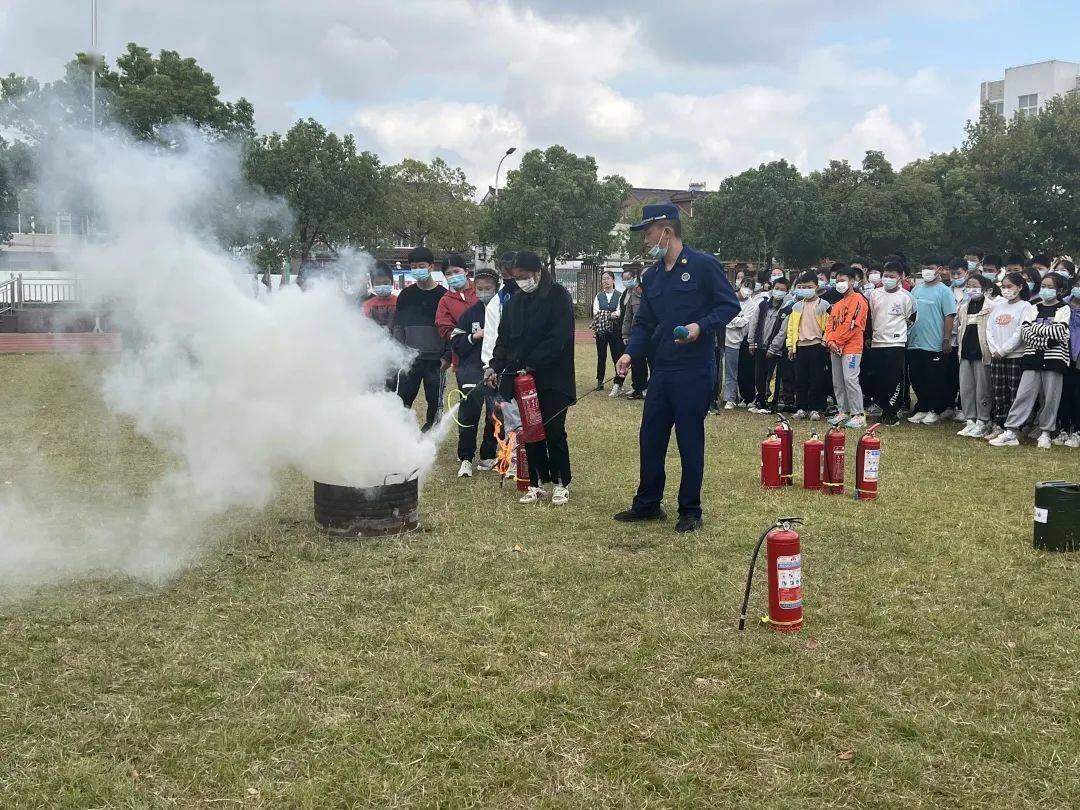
244, 119, 385, 260
481, 145, 629, 272
383, 157, 479, 252
693, 159, 811, 265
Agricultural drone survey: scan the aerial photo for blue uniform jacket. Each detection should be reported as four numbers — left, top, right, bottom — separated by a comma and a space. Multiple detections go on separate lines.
625, 246, 740, 370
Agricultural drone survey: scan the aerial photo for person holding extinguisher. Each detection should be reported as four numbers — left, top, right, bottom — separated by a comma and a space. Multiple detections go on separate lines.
486, 251, 576, 505
612, 203, 740, 533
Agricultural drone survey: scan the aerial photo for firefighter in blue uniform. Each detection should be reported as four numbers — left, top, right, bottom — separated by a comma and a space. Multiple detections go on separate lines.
614, 203, 740, 532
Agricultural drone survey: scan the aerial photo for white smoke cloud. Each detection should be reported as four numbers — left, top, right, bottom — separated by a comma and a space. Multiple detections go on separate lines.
0, 127, 441, 595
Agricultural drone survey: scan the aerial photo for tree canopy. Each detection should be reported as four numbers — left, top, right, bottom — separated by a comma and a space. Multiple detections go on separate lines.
383, 157, 480, 253
481, 145, 630, 271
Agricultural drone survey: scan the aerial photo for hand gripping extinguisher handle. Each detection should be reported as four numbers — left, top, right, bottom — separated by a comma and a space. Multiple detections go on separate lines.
738, 516, 804, 631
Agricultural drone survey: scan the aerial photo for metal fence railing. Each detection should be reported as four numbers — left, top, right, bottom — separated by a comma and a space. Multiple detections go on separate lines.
0, 274, 84, 311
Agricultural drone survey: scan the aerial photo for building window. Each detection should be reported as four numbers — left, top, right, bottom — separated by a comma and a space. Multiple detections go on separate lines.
992, 101, 1004, 116
1018, 93, 1038, 116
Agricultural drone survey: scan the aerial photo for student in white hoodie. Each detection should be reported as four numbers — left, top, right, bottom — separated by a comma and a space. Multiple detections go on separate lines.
955, 274, 995, 437
984, 272, 1031, 440
721, 278, 766, 409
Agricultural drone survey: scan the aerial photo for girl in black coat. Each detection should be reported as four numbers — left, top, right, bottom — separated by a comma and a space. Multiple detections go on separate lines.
487, 251, 576, 505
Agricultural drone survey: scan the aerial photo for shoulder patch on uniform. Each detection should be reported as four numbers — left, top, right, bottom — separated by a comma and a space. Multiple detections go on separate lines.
680, 258, 688, 264
681, 272, 690, 282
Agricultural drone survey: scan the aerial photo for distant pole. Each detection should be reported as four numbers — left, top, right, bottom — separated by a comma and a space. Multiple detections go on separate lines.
494, 146, 517, 201
90, 0, 97, 137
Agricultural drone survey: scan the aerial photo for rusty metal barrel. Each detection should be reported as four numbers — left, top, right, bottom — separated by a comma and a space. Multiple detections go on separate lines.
313, 470, 420, 538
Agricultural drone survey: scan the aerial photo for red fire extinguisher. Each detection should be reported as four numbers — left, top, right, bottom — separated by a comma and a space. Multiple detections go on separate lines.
774, 418, 793, 486
761, 433, 784, 490
513, 371, 546, 444
822, 426, 846, 495
739, 517, 804, 633
803, 432, 823, 491
855, 423, 882, 501
514, 428, 530, 492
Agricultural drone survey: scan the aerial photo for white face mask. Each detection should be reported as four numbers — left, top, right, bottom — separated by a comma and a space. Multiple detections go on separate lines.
1001, 287, 1019, 301
834, 280, 850, 294
517, 275, 539, 294
868, 272, 881, 284
921, 268, 937, 282
882, 277, 899, 291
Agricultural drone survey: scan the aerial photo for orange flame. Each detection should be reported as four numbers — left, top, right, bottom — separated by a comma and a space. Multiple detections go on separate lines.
493, 412, 516, 478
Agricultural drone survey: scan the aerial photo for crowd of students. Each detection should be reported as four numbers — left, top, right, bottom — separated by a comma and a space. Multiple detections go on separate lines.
362, 246, 577, 504
698, 251, 1080, 449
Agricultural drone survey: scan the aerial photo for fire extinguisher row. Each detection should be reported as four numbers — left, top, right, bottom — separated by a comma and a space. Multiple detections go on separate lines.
762, 418, 881, 500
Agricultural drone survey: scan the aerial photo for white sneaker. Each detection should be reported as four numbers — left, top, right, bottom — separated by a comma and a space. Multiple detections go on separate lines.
828, 412, 849, 426
1051, 430, 1069, 446
476, 458, 497, 472
792, 409, 808, 420
1037, 431, 1052, 450
609, 384, 623, 398
723, 401, 736, 410
551, 485, 570, 505
957, 420, 976, 437
989, 430, 1020, 447
922, 412, 941, 424
519, 487, 548, 504
1066, 432, 1080, 449
457, 460, 474, 478
809, 411, 822, 422
969, 421, 990, 439
908, 412, 928, 424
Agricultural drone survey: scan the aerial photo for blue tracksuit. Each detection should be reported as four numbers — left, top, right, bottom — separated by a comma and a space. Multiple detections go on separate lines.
625, 246, 740, 518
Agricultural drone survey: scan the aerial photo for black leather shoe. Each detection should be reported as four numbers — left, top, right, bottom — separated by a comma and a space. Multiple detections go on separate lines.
675, 515, 704, 533
613, 507, 667, 523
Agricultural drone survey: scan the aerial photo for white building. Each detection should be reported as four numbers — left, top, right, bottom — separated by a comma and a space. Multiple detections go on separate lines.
980, 59, 1080, 118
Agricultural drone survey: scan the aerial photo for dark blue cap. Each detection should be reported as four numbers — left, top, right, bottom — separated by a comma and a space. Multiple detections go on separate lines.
630, 202, 680, 231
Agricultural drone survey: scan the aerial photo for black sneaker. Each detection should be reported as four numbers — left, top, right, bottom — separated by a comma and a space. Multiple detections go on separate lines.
613, 507, 667, 523
626, 391, 645, 400
675, 515, 704, 533
884, 416, 901, 427
595, 382, 604, 392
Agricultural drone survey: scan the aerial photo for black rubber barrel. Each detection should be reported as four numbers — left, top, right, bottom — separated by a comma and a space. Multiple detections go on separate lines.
314, 477, 419, 538
1033, 481, 1080, 552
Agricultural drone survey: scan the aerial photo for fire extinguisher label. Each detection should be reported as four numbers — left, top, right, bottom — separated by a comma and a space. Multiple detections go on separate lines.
863, 449, 880, 481
776, 553, 802, 610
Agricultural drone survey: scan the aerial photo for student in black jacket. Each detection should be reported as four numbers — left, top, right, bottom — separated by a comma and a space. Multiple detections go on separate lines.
486, 251, 576, 505
449, 268, 500, 477
393, 246, 447, 431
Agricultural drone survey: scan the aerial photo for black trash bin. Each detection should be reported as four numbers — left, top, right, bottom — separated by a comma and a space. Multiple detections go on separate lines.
314, 471, 420, 538
1033, 481, 1080, 552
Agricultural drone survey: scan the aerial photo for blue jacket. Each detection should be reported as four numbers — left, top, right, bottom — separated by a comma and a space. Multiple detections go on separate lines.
625, 246, 740, 370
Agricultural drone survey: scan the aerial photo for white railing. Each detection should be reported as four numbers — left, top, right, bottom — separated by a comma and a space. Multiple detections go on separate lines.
0, 274, 85, 311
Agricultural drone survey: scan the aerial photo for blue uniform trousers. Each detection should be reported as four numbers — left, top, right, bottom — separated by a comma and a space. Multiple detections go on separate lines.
632, 365, 714, 519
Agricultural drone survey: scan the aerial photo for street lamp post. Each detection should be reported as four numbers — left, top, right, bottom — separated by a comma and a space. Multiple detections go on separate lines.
90, 0, 98, 137
494, 146, 517, 201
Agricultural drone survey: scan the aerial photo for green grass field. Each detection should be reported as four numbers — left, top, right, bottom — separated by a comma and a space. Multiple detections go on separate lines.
2, 347, 1079, 808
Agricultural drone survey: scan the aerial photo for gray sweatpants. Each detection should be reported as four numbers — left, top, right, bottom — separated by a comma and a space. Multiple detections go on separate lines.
1005, 370, 1063, 433
959, 359, 991, 422
831, 353, 864, 416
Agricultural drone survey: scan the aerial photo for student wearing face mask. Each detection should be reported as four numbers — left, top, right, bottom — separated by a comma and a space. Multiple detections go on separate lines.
394, 247, 448, 431
481, 252, 519, 370
906, 255, 957, 425
824, 267, 868, 429
1055, 274, 1080, 448
487, 251, 576, 505
867, 261, 915, 426
593, 271, 626, 397
964, 247, 985, 275
727, 270, 764, 409
955, 275, 994, 438
985, 272, 1032, 441
361, 262, 398, 331
820, 262, 847, 306
1053, 258, 1076, 281
746, 276, 791, 414
981, 255, 1003, 290
435, 254, 478, 371
449, 267, 501, 477
990, 274, 1072, 448
1032, 253, 1052, 278
942, 257, 970, 419
620, 268, 649, 399
786, 273, 831, 420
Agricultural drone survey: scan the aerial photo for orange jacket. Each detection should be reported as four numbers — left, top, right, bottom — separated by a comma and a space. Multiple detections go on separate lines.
824, 292, 867, 354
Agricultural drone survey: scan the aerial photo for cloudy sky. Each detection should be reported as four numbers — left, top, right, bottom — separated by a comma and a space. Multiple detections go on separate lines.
2, 1, 1078, 192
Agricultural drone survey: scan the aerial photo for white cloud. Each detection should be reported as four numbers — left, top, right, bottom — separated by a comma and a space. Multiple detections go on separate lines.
0, 0, 987, 189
